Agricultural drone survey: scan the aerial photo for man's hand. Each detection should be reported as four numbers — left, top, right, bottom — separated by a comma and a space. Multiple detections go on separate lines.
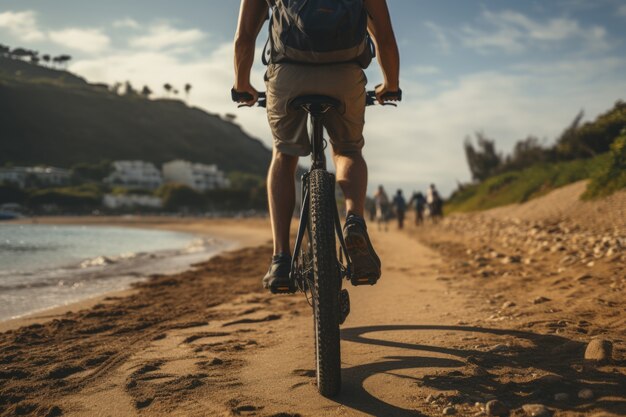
375, 82, 401, 105
233, 83, 259, 106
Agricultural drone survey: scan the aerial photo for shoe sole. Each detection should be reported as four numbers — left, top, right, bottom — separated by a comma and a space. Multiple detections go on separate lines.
344, 232, 381, 286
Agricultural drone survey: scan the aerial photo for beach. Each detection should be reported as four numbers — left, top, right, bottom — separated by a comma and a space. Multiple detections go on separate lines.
0, 194, 624, 417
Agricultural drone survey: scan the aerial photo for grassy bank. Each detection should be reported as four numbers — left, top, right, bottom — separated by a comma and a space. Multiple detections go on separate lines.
446, 153, 610, 214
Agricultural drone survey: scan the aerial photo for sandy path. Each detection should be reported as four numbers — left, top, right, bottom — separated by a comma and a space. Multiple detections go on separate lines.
238, 227, 468, 416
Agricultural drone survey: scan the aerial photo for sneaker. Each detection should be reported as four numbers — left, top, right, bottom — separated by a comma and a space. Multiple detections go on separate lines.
343, 214, 381, 285
262, 253, 295, 294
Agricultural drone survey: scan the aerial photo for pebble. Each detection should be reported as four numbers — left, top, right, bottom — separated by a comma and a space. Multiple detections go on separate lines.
443, 406, 456, 415
502, 301, 516, 309
426, 394, 436, 403
532, 296, 551, 304
578, 388, 594, 400
584, 339, 613, 363
576, 274, 592, 281
521, 404, 551, 417
485, 399, 509, 416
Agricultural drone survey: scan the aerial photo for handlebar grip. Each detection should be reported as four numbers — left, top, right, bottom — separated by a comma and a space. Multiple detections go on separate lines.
231, 88, 253, 102
381, 90, 402, 102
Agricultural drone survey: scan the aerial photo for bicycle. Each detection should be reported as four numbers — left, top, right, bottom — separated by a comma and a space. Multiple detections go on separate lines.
232, 88, 401, 397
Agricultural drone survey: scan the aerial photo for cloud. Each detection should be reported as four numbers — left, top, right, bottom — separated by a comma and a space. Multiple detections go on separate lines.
424, 21, 451, 54
618, 4, 626, 16
0, 10, 45, 42
461, 9, 610, 54
360, 57, 626, 195
129, 23, 206, 50
410, 65, 440, 75
113, 18, 140, 29
49, 28, 111, 53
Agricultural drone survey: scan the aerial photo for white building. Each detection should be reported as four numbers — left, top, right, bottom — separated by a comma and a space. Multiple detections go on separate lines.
162, 160, 230, 191
0, 167, 27, 187
103, 194, 163, 209
104, 161, 163, 190
0, 166, 71, 188
28, 166, 71, 186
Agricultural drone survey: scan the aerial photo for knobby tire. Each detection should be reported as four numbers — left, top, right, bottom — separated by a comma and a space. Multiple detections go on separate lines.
309, 169, 341, 397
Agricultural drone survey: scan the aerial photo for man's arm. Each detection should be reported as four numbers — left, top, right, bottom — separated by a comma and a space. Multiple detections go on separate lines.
233, 0, 268, 104
364, 0, 400, 102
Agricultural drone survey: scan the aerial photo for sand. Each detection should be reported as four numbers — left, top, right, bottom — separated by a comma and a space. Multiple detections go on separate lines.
0, 192, 624, 416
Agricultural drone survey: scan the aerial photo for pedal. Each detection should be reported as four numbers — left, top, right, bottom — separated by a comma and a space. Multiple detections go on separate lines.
270, 282, 296, 294
350, 276, 378, 286
339, 289, 350, 324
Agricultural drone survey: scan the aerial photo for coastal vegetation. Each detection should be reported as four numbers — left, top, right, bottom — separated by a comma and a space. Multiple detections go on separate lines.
448, 100, 626, 213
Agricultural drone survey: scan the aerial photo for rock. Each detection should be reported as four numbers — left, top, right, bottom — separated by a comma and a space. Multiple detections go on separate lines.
521, 404, 551, 417
532, 296, 551, 304
554, 393, 569, 401
502, 301, 516, 309
584, 339, 613, 363
578, 388, 594, 400
443, 406, 456, 415
576, 274, 592, 282
426, 394, 436, 403
485, 399, 509, 416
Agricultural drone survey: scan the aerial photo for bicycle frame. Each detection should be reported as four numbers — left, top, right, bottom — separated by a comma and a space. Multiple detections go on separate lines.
290, 103, 353, 290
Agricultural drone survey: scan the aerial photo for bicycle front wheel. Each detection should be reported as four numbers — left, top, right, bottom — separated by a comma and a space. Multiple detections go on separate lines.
309, 169, 341, 397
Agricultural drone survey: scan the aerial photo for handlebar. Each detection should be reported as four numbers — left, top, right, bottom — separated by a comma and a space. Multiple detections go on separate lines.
231, 88, 402, 108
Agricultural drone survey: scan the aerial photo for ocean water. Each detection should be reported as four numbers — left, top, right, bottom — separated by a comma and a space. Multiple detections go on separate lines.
0, 224, 230, 321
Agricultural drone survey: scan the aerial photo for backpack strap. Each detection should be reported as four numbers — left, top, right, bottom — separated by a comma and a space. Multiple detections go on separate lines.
262, 5, 274, 66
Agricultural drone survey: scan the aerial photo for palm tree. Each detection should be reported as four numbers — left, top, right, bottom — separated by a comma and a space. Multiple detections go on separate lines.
184, 83, 192, 101
163, 83, 172, 97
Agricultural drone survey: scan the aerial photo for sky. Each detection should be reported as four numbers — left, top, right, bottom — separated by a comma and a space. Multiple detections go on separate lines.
1, 0, 626, 196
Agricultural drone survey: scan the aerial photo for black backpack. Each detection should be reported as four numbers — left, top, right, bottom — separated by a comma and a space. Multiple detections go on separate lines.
263, 0, 375, 68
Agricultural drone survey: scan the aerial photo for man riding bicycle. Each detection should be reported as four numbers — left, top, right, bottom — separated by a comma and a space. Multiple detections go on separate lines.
233, 0, 400, 293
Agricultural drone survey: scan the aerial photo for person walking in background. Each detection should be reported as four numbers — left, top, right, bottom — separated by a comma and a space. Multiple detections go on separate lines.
392, 189, 406, 229
426, 183, 443, 223
409, 191, 426, 226
373, 185, 390, 231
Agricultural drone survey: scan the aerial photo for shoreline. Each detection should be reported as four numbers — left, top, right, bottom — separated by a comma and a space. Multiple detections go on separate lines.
0, 216, 271, 333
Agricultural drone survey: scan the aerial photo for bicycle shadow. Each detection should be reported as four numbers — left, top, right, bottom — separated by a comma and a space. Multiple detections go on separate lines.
336, 325, 626, 417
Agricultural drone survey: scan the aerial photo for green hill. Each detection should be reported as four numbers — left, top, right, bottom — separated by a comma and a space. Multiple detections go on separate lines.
0, 56, 271, 175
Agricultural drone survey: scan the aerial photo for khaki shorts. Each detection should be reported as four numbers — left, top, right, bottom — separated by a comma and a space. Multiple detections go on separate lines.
264, 63, 367, 156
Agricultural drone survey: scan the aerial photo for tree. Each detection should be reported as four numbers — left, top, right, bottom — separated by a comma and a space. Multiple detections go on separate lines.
141, 85, 153, 98
11, 48, 31, 60
53, 54, 72, 68
29, 55, 40, 65
123, 81, 136, 95
0, 44, 10, 56
42, 54, 51, 65
156, 183, 205, 211
163, 83, 172, 96
464, 132, 502, 182
110, 82, 123, 95
184, 83, 192, 100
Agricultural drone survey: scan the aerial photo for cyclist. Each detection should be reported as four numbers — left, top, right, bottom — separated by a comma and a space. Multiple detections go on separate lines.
233, 0, 400, 292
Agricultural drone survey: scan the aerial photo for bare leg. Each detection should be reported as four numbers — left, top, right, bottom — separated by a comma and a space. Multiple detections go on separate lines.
332, 151, 367, 217
267, 149, 299, 255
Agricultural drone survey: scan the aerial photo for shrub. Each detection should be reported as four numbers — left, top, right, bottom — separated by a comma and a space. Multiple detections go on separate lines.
584, 131, 626, 198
